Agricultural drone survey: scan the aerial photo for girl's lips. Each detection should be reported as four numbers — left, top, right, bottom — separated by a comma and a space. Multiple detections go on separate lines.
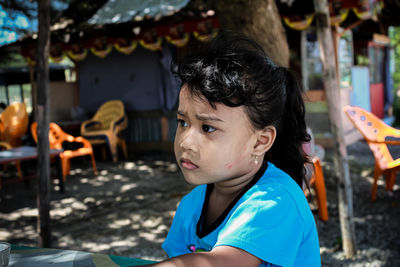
180, 158, 198, 170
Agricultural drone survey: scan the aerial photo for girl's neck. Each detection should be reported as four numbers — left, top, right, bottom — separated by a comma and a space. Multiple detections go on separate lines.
212, 162, 263, 198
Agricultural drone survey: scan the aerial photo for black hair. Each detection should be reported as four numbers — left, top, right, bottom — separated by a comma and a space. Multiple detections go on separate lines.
172, 31, 310, 187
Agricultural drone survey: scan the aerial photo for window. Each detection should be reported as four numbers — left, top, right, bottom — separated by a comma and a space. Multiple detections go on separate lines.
0, 83, 32, 113
0, 85, 7, 105
22, 84, 32, 113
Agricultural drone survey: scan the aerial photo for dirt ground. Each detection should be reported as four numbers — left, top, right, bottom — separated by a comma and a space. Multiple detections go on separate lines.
1, 140, 400, 266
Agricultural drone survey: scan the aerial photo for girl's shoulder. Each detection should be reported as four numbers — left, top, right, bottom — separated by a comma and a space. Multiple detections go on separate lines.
249, 162, 314, 223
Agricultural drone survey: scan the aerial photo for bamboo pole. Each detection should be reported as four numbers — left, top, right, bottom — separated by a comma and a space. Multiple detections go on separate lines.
36, 0, 51, 248
313, 0, 357, 258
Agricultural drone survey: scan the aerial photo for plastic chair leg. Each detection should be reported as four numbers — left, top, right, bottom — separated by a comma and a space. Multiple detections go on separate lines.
61, 157, 70, 182
16, 161, 23, 179
90, 153, 98, 176
118, 138, 128, 160
109, 140, 118, 163
371, 165, 381, 202
312, 158, 328, 221
385, 171, 396, 191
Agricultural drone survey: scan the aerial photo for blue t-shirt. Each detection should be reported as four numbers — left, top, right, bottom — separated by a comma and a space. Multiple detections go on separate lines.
162, 162, 321, 267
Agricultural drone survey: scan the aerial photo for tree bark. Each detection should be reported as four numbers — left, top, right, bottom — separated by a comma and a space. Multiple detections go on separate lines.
36, 0, 51, 248
213, 0, 289, 67
313, 0, 357, 258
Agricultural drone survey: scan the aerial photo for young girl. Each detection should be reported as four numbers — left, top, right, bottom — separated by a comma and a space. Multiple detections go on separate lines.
148, 31, 321, 266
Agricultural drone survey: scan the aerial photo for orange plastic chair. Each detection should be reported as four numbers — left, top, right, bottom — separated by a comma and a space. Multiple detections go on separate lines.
81, 100, 128, 162
31, 122, 97, 181
307, 156, 329, 221
0, 102, 29, 147
344, 105, 400, 201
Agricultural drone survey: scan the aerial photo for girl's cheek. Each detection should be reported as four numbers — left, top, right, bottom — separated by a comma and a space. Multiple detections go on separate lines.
224, 162, 233, 170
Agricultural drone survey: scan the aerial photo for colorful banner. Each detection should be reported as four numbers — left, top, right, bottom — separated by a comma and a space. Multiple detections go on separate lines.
283, 14, 315, 31
90, 44, 113, 58
139, 37, 163, 51
114, 40, 138, 55
67, 48, 88, 62
165, 33, 190, 47
193, 30, 218, 42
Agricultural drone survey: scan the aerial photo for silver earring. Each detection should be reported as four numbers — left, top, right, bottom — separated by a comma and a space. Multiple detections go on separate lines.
254, 155, 258, 165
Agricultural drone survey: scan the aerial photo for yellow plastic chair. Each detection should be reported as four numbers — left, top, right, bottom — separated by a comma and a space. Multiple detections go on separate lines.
81, 100, 128, 162
344, 105, 400, 201
0, 103, 29, 147
31, 122, 98, 182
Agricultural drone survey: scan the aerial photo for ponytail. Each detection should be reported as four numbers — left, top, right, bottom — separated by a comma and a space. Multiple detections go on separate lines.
267, 68, 311, 187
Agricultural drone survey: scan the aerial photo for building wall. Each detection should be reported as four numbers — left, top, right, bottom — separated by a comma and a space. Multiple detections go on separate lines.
49, 81, 75, 122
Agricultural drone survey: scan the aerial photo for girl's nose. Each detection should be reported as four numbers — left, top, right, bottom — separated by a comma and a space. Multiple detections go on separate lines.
179, 129, 198, 152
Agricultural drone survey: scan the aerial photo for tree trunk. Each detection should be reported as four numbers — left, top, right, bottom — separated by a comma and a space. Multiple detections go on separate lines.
36, 0, 51, 248
313, 0, 357, 258
213, 0, 289, 67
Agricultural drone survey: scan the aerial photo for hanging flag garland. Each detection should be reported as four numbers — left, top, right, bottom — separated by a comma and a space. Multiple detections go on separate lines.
91, 44, 113, 58
330, 8, 349, 26
21, 17, 221, 63
49, 43, 66, 63
283, 14, 315, 31
166, 32, 190, 47
67, 48, 87, 61
193, 30, 218, 42
139, 37, 163, 51
114, 40, 138, 55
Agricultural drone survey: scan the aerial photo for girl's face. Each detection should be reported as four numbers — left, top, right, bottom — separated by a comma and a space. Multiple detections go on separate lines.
174, 85, 260, 186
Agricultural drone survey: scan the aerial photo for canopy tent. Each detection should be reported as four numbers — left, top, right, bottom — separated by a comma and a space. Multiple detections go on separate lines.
19, 0, 219, 65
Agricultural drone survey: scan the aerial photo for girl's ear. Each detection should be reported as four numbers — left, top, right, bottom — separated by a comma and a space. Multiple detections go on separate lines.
253, 126, 276, 155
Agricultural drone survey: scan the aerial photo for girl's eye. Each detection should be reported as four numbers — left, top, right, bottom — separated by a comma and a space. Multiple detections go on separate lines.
202, 124, 216, 133
177, 119, 188, 127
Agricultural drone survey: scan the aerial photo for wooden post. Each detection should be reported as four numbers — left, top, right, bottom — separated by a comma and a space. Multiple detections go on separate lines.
36, 0, 52, 248
161, 116, 169, 142
313, 0, 357, 258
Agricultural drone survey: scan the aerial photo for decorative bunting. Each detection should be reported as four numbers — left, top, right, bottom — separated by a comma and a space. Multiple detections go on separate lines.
67, 48, 88, 62
283, 14, 315, 31
139, 37, 163, 51
24, 57, 36, 66
165, 33, 190, 47
352, 6, 372, 20
193, 30, 218, 42
114, 40, 138, 55
90, 44, 113, 58
49, 43, 66, 63
20, 16, 222, 62
330, 8, 349, 26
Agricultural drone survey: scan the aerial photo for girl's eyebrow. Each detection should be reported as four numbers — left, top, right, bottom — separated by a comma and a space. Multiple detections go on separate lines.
177, 110, 186, 117
196, 114, 224, 122
177, 110, 224, 122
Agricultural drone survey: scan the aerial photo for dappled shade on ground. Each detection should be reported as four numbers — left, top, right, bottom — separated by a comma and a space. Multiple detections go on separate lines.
1, 141, 399, 266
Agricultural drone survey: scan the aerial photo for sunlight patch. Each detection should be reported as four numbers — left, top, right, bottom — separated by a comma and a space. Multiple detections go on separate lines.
110, 240, 137, 247
0, 230, 11, 239
124, 162, 137, 170
20, 208, 38, 217
50, 207, 73, 217
61, 198, 76, 204
72, 201, 88, 211
109, 218, 131, 229
138, 165, 151, 171
121, 183, 137, 193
